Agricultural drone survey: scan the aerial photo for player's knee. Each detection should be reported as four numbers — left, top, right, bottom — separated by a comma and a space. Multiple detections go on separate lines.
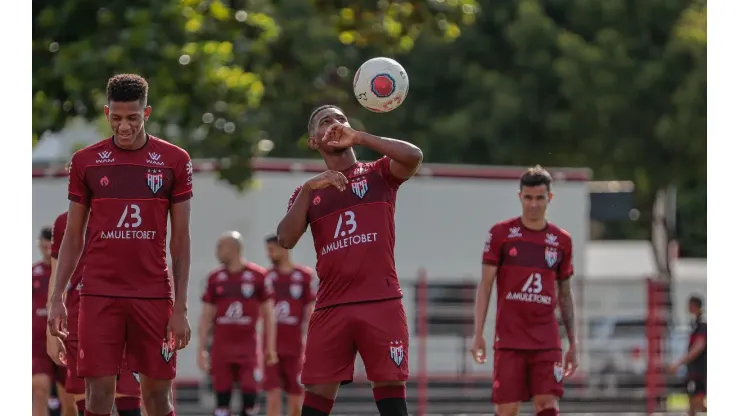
532, 394, 558, 413
494, 403, 520, 416
32, 375, 51, 397
215, 390, 232, 408
304, 383, 340, 399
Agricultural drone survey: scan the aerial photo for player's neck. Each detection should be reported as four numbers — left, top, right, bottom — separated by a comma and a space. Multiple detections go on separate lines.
225, 259, 246, 274
275, 261, 294, 274
41, 258, 51, 266
323, 148, 358, 172
520, 216, 548, 231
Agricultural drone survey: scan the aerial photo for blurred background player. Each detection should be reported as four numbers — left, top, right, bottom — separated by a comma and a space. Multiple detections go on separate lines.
49, 210, 145, 416
197, 231, 278, 416
263, 234, 316, 416
472, 166, 579, 416
276, 105, 423, 416
47, 74, 193, 416
669, 295, 707, 416
33, 226, 76, 416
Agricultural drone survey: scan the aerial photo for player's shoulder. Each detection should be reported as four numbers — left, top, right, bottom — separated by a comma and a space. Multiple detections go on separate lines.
244, 261, 268, 277
54, 211, 68, 227
32, 261, 47, 275
294, 264, 315, 279
545, 222, 573, 243
149, 136, 190, 159
71, 138, 114, 163
490, 217, 521, 233
206, 267, 229, 282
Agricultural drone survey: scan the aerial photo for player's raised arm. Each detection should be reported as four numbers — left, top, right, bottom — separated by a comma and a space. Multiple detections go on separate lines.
471, 225, 503, 364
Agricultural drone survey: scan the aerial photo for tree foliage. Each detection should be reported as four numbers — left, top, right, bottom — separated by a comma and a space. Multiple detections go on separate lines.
32, 0, 705, 256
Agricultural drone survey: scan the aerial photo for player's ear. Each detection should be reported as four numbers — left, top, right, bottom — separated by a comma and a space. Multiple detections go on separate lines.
547, 192, 554, 202
144, 105, 152, 120
307, 135, 319, 150
104, 105, 110, 118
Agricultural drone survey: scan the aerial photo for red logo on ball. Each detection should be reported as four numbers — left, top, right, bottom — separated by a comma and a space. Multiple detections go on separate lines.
371, 74, 395, 98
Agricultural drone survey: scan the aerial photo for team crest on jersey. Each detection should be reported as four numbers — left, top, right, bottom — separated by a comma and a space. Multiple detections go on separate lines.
290, 284, 303, 299
545, 247, 559, 267
351, 177, 369, 199
553, 362, 564, 382
146, 169, 164, 194
241, 283, 254, 298
389, 340, 405, 367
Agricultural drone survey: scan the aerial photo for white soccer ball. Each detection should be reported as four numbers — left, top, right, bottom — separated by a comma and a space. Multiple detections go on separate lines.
353, 57, 409, 113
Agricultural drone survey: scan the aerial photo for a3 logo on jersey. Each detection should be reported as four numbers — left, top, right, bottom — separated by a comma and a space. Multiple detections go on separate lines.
545, 247, 559, 267
389, 340, 405, 367
147, 169, 164, 194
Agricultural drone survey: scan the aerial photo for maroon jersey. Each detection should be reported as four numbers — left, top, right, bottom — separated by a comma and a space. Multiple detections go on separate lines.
265, 266, 316, 356
286, 156, 406, 310
67, 136, 193, 298
482, 217, 573, 350
51, 211, 90, 340
202, 263, 274, 363
32, 261, 52, 354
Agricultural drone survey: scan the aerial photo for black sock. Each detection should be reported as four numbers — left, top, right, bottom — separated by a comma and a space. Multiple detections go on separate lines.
117, 410, 143, 416
301, 391, 334, 416
373, 386, 408, 416
78, 412, 85, 416
47, 395, 61, 416
241, 392, 258, 416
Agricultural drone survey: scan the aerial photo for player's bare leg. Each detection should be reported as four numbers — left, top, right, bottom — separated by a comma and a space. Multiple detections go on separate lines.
494, 402, 521, 416
370, 380, 408, 416
532, 394, 558, 415
266, 388, 282, 416
72, 394, 85, 416
302, 383, 340, 415
85, 376, 117, 414
56, 382, 78, 416
32, 374, 52, 416
139, 375, 174, 416
287, 392, 303, 416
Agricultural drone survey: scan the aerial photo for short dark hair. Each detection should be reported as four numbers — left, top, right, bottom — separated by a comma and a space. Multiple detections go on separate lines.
39, 226, 52, 241
265, 234, 278, 244
520, 165, 553, 191
307, 104, 341, 136
689, 294, 703, 309
107, 74, 149, 105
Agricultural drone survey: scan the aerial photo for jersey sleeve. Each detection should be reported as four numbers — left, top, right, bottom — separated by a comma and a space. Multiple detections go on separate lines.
558, 238, 574, 280
374, 156, 407, 189
172, 152, 193, 204
51, 214, 66, 259
201, 277, 215, 304
68, 152, 91, 206
286, 186, 302, 211
482, 224, 505, 266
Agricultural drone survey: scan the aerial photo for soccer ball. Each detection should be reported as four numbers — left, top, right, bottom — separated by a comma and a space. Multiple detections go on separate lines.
353, 57, 409, 113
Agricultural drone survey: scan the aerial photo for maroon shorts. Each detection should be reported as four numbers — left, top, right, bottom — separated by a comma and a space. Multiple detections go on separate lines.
65, 340, 141, 396
32, 353, 66, 384
491, 349, 564, 404
263, 355, 304, 395
301, 298, 409, 385
211, 359, 261, 393
78, 296, 176, 380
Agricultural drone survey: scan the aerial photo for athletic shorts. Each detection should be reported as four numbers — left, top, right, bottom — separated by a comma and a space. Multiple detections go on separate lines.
211, 359, 261, 394
301, 298, 409, 385
686, 377, 707, 397
32, 353, 66, 384
78, 296, 176, 380
65, 340, 141, 396
263, 355, 304, 395
491, 349, 564, 404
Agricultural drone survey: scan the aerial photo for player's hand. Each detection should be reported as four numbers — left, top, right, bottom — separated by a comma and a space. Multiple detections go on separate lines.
564, 346, 579, 378
305, 171, 349, 192
47, 297, 69, 339
667, 362, 681, 375
321, 123, 359, 149
471, 335, 487, 364
197, 350, 210, 373
265, 349, 279, 366
46, 331, 67, 366
167, 309, 191, 350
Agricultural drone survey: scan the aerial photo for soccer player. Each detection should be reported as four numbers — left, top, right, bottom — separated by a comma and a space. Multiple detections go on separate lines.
33, 226, 75, 416
197, 231, 277, 416
47, 74, 193, 416
49, 210, 145, 416
276, 105, 423, 416
471, 166, 578, 416
669, 295, 707, 416
262, 234, 316, 416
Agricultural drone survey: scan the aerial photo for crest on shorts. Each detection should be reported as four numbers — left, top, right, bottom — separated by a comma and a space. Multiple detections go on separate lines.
147, 169, 164, 194
389, 340, 405, 367
241, 283, 254, 298
161, 340, 175, 363
545, 247, 559, 268
553, 362, 564, 383
290, 284, 303, 299
351, 178, 369, 199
